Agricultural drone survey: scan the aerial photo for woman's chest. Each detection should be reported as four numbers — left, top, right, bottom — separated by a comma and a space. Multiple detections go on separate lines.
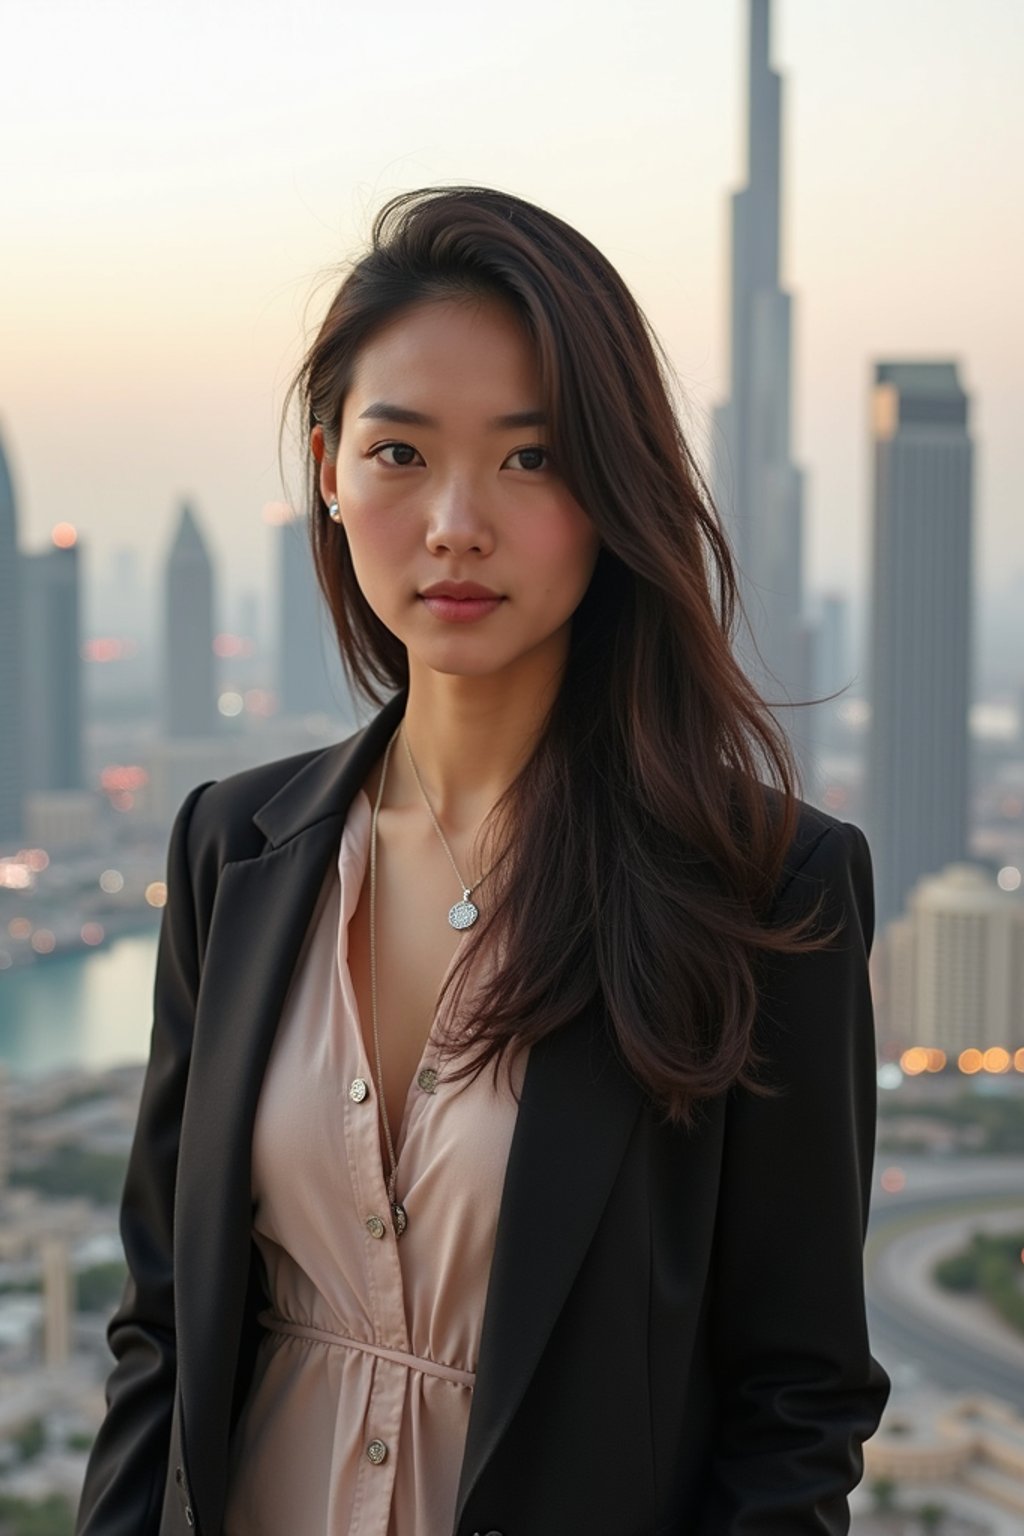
346, 838, 471, 1150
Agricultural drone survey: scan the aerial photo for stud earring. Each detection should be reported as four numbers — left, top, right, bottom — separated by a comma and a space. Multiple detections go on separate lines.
327, 498, 342, 522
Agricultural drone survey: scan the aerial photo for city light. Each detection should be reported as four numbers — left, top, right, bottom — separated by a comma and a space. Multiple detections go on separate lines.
244, 688, 277, 717
880, 1167, 906, 1194
80, 922, 105, 945
958, 1049, 984, 1074
213, 633, 254, 658
996, 864, 1022, 892
982, 1046, 1011, 1074
899, 1046, 947, 1075
0, 861, 32, 890
218, 691, 244, 717
51, 522, 77, 548
98, 870, 124, 894
100, 766, 149, 791
82, 637, 140, 662
262, 500, 296, 525
145, 881, 167, 908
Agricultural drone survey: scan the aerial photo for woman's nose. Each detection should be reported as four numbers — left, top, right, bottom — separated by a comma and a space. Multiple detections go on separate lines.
424, 486, 496, 557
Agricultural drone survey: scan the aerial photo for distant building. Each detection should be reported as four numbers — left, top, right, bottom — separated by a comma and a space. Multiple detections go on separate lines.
882, 863, 1024, 1053
711, 0, 814, 782
21, 532, 84, 793
815, 591, 850, 703
40, 1237, 72, 1368
0, 423, 25, 848
276, 509, 357, 727
865, 1392, 1024, 1521
0, 1064, 9, 1191
163, 500, 217, 738
865, 361, 974, 930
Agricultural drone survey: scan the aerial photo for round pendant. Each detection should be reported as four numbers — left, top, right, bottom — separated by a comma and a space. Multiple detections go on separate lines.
448, 897, 479, 930
391, 1201, 408, 1237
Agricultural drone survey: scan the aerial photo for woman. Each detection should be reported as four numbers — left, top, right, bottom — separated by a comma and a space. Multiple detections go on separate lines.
76, 185, 889, 1536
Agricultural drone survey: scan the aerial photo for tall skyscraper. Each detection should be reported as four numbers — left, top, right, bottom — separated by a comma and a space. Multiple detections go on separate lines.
163, 500, 217, 738
866, 362, 974, 930
277, 510, 356, 725
0, 425, 24, 847
22, 528, 84, 792
712, 0, 811, 746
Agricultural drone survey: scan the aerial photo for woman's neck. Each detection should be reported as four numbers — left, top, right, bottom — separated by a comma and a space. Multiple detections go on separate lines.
388, 653, 563, 836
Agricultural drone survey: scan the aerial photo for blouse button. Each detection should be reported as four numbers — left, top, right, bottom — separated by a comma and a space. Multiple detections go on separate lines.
349, 1078, 369, 1103
417, 1066, 439, 1093
365, 1214, 387, 1240
366, 1438, 388, 1465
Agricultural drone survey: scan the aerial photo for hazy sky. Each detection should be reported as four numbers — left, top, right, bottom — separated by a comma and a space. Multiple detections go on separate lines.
2, 0, 1021, 629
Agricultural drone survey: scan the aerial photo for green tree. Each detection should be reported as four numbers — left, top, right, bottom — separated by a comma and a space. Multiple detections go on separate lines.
870, 1475, 898, 1513
918, 1501, 947, 1532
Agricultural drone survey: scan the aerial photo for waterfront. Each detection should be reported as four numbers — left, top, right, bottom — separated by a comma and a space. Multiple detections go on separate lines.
0, 933, 158, 1079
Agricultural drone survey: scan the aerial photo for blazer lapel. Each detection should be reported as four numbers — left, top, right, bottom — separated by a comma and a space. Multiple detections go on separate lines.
454, 1000, 645, 1527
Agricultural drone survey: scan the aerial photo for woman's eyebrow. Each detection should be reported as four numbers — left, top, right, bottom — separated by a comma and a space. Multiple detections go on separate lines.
357, 402, 547, 430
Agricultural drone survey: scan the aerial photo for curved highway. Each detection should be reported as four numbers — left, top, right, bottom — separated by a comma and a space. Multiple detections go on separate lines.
865, 1155, 1024, 1410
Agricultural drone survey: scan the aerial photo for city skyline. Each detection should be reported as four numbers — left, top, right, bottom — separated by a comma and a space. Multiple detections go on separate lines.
2, 0, 1021, 614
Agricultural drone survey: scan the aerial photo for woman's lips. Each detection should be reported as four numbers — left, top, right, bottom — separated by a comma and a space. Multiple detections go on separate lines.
419, 594, 505, 623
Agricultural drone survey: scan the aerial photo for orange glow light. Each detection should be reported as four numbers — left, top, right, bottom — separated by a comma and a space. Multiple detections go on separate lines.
52, 522, 77, 548
926, 1048, 947, 1072
81, 922, 105, 945
983, 1047, 1011, 1074
958, 1048, 984, 1074
880, 1167, 906, 1194
900, 1047, 930, 1076
262, 500, 295, 526
100, 765, 148, 792
213, 633, 254, 658
1015, 1049, 1024, 1073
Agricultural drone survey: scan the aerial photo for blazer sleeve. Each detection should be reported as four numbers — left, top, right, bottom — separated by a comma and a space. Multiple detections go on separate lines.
700, 820, 891, 1535
75, 780, 216, 1536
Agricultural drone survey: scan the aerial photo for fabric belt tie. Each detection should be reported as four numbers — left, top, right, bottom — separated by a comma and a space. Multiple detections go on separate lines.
257, 1307, 476, 1387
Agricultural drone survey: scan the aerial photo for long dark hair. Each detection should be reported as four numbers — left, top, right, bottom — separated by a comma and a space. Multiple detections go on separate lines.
281, 184, 840, 1126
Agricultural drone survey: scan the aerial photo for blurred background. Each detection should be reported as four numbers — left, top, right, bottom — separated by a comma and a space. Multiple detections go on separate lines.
1, 1, 1022, 1530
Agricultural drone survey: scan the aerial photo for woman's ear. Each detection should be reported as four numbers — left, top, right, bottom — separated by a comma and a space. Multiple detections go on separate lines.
310, 424, 337, 506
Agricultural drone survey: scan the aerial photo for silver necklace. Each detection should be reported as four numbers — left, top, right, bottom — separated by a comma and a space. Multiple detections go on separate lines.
401, 725, 499, 929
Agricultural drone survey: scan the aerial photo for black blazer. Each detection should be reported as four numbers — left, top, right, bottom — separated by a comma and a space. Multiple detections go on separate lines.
75, 690, 889, 1536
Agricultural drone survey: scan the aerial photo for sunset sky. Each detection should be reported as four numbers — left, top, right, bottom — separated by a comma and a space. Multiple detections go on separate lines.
2, 0, 1021, 628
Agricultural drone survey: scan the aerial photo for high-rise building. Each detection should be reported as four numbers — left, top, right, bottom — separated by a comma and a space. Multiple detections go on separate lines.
163, 500, 217, 738
21, 528, 84, 792
41, 1235, 72, 1367
882, 863, 1024, 1055
277, 510, 356, 726
0, 424, 25, 848
712, 0, 812, 766
865, 362, 974, 930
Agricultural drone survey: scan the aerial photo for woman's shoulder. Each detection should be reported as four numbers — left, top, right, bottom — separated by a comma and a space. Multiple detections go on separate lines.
755, 780, 873, 917
174, 717, 375, 871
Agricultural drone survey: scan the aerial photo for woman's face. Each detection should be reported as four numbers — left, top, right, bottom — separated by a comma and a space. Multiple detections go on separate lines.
312, 295, 601, 684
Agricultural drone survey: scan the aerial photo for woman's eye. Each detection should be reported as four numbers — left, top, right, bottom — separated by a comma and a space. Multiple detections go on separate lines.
367, 442, 552, 472
506, 445, 551, 472
369, 441, 421, 468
